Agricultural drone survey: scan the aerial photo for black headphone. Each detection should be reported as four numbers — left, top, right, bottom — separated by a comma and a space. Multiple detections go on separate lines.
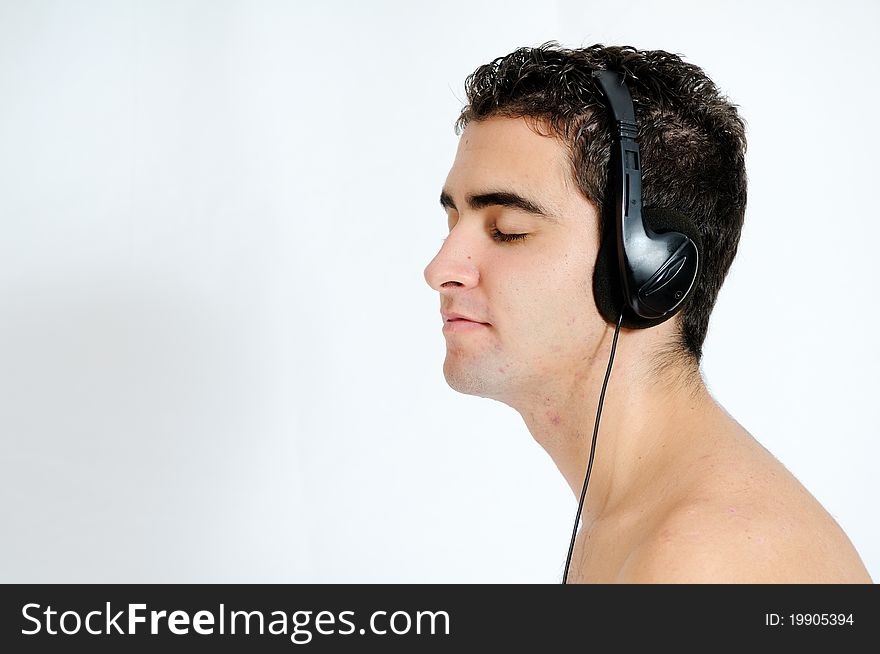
591, 70, 702, 329
562, 70, 703, 583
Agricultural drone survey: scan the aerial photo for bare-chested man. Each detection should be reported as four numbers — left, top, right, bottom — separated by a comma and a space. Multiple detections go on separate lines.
424, 42, 871, 583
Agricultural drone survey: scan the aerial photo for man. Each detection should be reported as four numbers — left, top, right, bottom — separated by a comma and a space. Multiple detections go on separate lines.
423, 42, 871, 583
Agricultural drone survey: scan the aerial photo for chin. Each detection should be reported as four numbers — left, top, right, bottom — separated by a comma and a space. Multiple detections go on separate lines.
443, 358, 495, 398
442, 355, 517, 401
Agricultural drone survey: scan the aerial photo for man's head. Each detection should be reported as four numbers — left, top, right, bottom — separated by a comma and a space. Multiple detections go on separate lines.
424, 42, 747, 401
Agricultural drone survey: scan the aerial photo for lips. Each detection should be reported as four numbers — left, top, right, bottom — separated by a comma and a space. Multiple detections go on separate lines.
441, 311, 490, 324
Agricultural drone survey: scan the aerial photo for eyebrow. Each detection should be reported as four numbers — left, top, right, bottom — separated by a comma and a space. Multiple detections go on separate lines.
439, 188, 559, 223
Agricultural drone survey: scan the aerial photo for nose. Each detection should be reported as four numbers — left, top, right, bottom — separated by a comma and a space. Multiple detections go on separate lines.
423, 224, 480, 293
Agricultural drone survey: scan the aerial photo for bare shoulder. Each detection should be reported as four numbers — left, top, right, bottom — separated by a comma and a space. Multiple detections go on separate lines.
616, 440, 873, 583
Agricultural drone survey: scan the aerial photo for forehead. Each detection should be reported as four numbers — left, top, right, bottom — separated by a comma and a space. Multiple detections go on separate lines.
445, 116, 574, 205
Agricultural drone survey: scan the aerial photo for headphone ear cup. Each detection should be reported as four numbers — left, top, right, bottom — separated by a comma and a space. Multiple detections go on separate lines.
592, 207, 703, 329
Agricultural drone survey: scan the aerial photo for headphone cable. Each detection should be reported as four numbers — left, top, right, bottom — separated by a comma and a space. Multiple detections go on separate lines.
562, 307, 625, 584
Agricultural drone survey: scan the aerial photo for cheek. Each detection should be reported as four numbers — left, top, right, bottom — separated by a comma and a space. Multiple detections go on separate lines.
507, 274, 594, 348
489, 241, 596, 335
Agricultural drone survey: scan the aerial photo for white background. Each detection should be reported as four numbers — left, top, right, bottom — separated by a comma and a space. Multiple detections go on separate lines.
0, 0, 876, 582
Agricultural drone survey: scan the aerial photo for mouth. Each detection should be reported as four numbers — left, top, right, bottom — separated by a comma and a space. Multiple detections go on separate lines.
441, 311, 490, 325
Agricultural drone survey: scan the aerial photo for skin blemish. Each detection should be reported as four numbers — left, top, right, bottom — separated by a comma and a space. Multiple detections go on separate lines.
546, 411, 561, 426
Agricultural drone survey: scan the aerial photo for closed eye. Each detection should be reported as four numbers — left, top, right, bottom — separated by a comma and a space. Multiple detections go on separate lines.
490, 227, 529, 243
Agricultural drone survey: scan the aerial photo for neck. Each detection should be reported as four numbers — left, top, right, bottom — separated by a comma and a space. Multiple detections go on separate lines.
514, 324, 717, 526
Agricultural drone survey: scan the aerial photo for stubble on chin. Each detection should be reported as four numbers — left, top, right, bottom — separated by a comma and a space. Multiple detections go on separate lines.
444, 356, 483, 396
443, 351, 502, 398
445, 345, 525, 399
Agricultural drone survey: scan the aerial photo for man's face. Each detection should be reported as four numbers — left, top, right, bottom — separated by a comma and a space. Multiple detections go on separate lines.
424, 116, 608, 403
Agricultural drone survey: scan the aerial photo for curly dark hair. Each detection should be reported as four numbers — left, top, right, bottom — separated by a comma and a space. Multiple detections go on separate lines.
454, 41, 747, 363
